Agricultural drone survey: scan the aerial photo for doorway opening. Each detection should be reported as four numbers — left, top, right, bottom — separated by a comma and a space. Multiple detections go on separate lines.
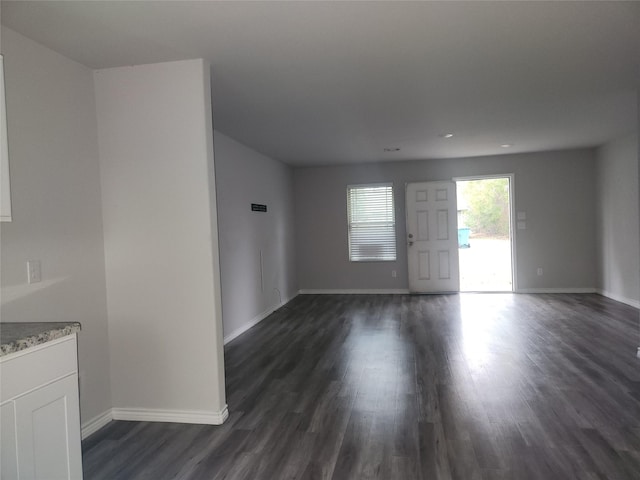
455, 176, 514, 292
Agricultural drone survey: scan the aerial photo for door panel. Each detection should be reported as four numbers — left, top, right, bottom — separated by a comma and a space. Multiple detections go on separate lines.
417, 210, 429, 240
418, 251, 430, 279
406, 182, 459, 292
438, 250, 451, 279
437, 210, 449, 240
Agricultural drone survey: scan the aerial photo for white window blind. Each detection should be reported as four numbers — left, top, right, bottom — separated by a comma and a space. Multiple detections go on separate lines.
347, 183, 396, 261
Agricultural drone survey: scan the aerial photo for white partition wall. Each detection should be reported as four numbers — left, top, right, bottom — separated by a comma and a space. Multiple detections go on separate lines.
95, 59, 227, 423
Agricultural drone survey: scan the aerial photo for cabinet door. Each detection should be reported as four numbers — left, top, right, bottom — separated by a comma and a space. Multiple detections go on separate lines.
14, 375, 82, 480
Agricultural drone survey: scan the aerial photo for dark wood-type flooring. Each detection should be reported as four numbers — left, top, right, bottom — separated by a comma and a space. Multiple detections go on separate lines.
83, 293, 640, 479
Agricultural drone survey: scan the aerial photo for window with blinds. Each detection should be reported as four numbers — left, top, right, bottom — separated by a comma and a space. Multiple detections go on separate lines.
347, 183, 396, 261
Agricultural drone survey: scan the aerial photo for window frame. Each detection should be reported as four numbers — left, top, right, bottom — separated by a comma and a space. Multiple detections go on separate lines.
346, 182, 397, 262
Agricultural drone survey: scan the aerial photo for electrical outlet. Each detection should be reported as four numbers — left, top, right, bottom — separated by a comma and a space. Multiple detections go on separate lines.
27, 260, 41, 284
391, 270, 397, 278
537, 267, 543, 276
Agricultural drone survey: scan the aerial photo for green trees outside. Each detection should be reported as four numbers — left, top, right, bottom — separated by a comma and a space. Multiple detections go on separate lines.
459, 178, 510, 237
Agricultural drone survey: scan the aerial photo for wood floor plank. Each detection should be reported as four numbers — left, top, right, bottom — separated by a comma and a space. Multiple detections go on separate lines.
83, 293, 640, 479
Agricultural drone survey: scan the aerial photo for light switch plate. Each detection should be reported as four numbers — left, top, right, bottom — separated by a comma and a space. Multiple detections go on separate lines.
27, 260, 41, 284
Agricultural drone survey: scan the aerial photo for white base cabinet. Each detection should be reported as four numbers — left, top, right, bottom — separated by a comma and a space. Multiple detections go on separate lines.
1, 335, 82, 479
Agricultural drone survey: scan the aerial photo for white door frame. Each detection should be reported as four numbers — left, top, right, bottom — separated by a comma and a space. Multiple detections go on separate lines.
452, 173, 517, 292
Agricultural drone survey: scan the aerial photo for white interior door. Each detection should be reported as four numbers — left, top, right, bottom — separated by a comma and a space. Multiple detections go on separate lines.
406, 181, 460, 293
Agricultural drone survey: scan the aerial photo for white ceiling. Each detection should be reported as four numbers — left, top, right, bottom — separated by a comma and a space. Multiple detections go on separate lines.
2, 1, 639, 166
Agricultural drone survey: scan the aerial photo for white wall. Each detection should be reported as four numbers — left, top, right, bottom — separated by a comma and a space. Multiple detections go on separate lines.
214, 132, 297, 343
0, 28, 111, 424
294, 148, 598, 292
94, 59, 226, 420
596, 132, 640, 307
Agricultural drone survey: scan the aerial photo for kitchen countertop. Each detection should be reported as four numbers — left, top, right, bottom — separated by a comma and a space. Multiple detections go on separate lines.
0, 322, 81, 357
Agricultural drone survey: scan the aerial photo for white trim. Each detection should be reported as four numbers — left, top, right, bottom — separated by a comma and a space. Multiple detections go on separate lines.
516, 288, 597, 294
0, 55, 12, 222
298, 289, 410, 295
223, 294, 297, 344
508, 174, 518, 292
346, 181, 393, 189
224, 315, 266, 345
112, 406, 229, 425
81, 409, 113, 439
452, 173, 516, 182
81, 404, 230, 438
596, 289, 640, 309
300, 288, 605, 296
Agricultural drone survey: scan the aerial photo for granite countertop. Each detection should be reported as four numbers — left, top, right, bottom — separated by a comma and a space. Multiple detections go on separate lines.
0, 322, 81, 357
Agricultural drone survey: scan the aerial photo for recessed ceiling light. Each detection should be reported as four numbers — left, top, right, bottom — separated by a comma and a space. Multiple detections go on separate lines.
500, 143, 513, 148
383, 147, 400, 152
439, 133, 454, 139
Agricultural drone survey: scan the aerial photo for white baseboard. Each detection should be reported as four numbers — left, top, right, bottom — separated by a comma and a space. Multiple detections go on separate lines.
112, 405, 229, 425
298, 289, 410, 295
224, 294, 298, 344
300, 288, 609, 297
596, 289, 640, 309
516, 288, 597, 294
81, 409, 113, 439
81, 405, 229, 438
